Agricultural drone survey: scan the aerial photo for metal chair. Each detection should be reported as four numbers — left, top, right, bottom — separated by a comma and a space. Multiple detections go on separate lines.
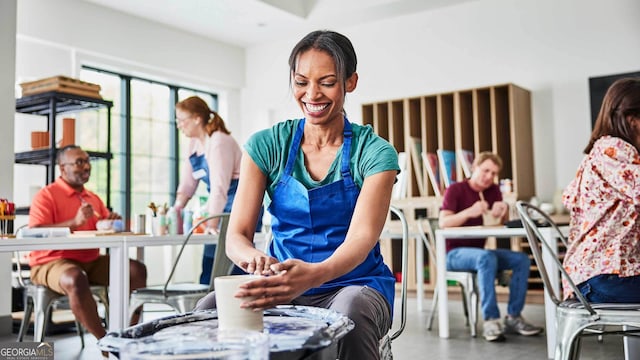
13, 251, 109, 348
516, 201, 640, 360
128, 213, 232, 323
378, 205, 409, 359
416, 218, 479, 337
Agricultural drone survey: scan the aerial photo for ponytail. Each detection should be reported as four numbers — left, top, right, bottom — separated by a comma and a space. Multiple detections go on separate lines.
205, 110, 231, 136
176, 96, 231, 136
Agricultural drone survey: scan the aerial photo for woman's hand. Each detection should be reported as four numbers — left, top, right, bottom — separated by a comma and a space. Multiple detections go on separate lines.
236, 259, 320, 311
240, 254, 280, 275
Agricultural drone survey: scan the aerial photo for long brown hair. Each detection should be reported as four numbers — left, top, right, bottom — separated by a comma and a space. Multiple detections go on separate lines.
585, 78, 640, 153
176, 96, 231, 136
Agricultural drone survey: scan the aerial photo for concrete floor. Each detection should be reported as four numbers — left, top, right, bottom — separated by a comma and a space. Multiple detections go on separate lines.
2, 295, 626, 359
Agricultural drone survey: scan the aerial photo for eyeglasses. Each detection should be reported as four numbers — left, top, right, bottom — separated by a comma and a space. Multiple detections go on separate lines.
62, 158, 91, 167
176, 116, 194, 124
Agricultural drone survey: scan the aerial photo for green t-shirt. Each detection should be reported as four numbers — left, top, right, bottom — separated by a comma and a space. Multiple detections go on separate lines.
245, 119, 400, 202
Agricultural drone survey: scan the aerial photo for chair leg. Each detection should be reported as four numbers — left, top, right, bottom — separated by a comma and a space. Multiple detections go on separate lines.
169, 299, 191, 314
17, 298, 34, 342
76, 321, 85, 349
459, 282, 477, 337
33, 298, 51, 342
97, 293, 109, 328
555, 312, 587, 360
468, 289, 478, 337
458, 283, 470, 327
128, 299, 144, 326
569, 336, 582, 360
426, 286, 438, 330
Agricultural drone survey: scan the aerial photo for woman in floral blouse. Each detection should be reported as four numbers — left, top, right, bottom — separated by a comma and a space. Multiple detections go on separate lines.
562, 77, 640, 302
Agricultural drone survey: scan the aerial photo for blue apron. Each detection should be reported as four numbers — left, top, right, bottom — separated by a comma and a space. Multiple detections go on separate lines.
189, 152, 212, 193
188, 152, 238, 259
268, 118, 395, 309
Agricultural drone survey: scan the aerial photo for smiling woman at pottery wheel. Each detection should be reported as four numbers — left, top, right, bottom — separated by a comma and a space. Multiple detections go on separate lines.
193, 29, 400, 360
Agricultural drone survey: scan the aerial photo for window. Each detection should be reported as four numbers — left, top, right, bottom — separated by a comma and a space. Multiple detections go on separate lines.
80, 67, 217, 224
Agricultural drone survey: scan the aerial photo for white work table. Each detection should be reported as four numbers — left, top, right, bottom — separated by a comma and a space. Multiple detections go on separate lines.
1, 234, 220, 332
434, 226, 563, 359
109, 234, 221, 331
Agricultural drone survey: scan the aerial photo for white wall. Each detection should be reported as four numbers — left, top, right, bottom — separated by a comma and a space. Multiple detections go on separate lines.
241, 0, 640, 201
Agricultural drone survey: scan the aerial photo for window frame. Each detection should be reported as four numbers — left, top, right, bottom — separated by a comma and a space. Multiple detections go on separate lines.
81, 65, 218, 225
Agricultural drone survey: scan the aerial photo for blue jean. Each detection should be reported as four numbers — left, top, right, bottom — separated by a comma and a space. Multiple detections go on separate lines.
447, 247, 531, 320
577, 274, 640, 303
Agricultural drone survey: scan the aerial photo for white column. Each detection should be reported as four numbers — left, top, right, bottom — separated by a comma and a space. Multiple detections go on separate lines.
0, 0, 17, 336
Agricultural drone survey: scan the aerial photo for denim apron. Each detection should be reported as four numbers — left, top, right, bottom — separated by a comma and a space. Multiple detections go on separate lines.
268, 118, 394, 309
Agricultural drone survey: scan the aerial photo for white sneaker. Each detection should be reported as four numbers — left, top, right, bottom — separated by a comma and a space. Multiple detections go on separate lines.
483, 318, 505, 342
504, 315, 543, 336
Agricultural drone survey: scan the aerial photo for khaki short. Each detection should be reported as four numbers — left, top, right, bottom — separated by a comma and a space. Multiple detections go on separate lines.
30, 255, 110, 295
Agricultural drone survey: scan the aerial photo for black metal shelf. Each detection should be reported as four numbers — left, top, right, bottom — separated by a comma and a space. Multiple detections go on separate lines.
15, 149, 112, 166
16, 91, 112, 115
14, 90, 113, 207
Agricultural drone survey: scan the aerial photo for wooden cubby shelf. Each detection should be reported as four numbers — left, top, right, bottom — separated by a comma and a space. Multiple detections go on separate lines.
367, 83, 544, 297
363, 83, 534, 200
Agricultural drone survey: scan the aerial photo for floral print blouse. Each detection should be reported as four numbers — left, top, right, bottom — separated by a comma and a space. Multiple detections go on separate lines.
562, 136, 640, 299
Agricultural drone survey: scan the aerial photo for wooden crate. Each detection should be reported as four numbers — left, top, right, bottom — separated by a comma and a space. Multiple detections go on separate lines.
20, 75, 102, 99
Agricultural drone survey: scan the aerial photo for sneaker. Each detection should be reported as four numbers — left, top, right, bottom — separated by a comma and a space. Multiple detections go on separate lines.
482, 318, 505, 342
504, 315, 543, 336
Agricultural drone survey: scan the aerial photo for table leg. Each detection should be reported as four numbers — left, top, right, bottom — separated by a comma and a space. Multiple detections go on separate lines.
436, 231, 449, 338
108, 244, 129, 332
416, 234, 424, 312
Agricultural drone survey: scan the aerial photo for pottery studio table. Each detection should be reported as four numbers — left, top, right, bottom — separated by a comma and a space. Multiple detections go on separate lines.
3, 233, 265, 332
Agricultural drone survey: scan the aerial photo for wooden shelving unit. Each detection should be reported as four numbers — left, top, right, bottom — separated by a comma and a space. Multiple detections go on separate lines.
14, 91, 113, 208
363, 83, 535, 200
365, 83, 540, 295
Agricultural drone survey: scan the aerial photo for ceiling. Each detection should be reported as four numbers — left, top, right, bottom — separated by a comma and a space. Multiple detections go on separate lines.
81, 0, 476, 47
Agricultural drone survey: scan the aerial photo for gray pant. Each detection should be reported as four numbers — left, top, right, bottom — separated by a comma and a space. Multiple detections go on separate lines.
194, 285, 391, 360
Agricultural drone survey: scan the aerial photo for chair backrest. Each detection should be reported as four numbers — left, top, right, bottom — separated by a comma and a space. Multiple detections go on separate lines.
515, 201, 597, 316
162, 213, 231, 295
208, 214, 233, 291
387, 205, 408, 341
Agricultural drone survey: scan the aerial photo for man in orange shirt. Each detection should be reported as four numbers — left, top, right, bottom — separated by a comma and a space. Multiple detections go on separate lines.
28, 145, 147, 341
